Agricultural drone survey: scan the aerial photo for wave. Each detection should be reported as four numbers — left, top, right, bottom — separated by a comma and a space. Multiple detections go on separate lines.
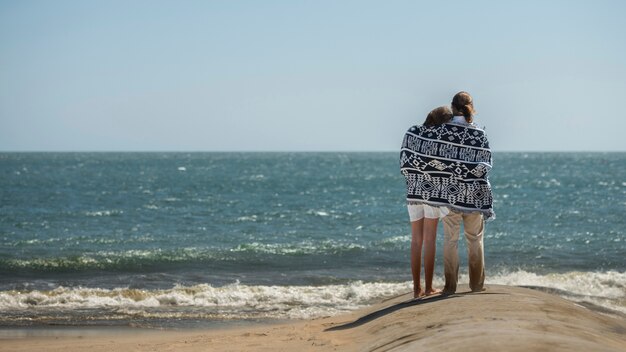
230, 241, 366, 255
0, 248, 220, 271
0, 281, 408, 322
0, 270, 624, 324
486, 270, 626, 315
0, 241, 372, 271
84, 210, 124, 217
488, 270, 625, 298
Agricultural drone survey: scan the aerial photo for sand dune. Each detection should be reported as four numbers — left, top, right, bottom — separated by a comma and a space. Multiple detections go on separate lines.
2, 285, 625, 351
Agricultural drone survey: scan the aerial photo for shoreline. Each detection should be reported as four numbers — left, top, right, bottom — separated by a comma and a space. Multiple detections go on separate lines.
1, 285, 624, 351
0, 319, 284, 339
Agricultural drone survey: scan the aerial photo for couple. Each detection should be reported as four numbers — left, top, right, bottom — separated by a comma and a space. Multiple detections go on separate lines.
400, 91, 495, 298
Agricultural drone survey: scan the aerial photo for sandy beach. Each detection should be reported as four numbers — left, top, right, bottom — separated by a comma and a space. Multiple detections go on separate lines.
1, 285, 624, 352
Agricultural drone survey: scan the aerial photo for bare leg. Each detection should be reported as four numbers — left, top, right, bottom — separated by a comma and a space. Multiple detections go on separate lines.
410, 219, 424, 298
423, 218, 441, 296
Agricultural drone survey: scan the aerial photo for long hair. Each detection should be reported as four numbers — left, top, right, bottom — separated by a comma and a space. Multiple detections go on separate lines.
451, 91, 476, 123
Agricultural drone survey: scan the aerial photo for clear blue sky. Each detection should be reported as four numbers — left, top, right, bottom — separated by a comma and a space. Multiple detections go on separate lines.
1, 0, 625, 151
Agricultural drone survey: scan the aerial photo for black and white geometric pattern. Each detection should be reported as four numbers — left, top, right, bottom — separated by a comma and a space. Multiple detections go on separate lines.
400, 123, 495, 219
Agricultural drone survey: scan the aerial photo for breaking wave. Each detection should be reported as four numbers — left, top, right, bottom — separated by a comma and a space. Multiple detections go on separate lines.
0, 270, 624, 326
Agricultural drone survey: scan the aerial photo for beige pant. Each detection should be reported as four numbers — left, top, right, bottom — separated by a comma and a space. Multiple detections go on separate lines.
442, 211, 485, 293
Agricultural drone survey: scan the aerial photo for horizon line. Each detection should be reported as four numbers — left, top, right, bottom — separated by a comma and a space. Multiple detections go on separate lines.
1, 150, 624, 153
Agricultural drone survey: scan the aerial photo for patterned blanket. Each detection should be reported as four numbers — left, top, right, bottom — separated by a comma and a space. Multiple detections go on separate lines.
400, 123, 495, 220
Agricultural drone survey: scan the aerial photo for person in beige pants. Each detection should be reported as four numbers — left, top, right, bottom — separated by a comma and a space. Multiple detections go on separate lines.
442, 211, 485, 293
442, 91, 487, 294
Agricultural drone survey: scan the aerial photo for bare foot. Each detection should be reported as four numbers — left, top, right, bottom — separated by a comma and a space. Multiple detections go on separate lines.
424, 288, 442, 296
413, 287, 424, 298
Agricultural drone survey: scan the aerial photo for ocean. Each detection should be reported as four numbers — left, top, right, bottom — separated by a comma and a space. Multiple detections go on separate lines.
0, 152, 624, 328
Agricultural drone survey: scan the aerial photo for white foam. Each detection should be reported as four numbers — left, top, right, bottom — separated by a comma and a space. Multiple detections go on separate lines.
488, 270, 625, 297
84, 210, 123, 217
1, 270, 624, 320
378, 235, 410, 245
229, 241, 365, 255
480, 270, 626, 314
235, 215, 258, 222
3, 247, 205, 269
0, 281, 410, 320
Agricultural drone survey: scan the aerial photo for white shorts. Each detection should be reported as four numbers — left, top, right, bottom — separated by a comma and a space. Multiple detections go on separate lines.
407, 203, 450, 221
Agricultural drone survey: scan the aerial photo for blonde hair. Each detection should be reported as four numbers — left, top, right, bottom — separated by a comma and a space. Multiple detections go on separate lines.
451, 91, 476, 123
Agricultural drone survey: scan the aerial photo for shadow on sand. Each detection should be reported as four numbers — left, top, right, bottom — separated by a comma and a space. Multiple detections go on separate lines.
324, 291, 507, 332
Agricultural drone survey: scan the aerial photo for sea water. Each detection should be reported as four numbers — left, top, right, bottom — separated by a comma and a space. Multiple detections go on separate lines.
0, 152, 624, 327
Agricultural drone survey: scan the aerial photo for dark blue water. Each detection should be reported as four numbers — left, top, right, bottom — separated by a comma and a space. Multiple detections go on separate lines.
0, 152, 624, 326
